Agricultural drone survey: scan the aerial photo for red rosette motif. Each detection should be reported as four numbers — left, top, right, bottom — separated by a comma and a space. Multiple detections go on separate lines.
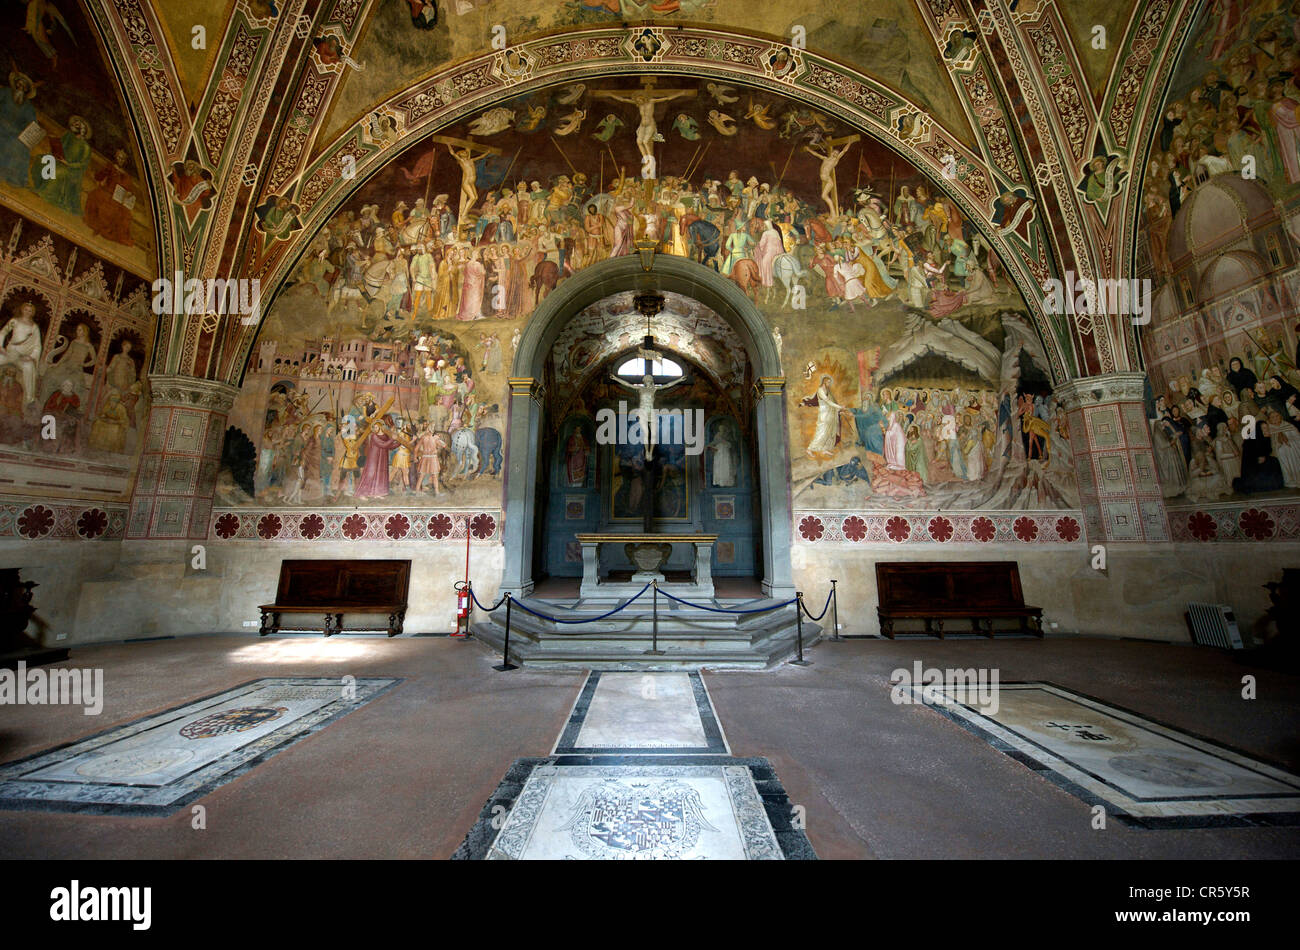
841, 515, 866, 542
299, 513, 325, 539
1013, 516, 1039, 542
885, 516, 911, 542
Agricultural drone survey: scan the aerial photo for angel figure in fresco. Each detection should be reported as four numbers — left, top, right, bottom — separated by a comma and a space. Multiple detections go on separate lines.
23, 0, 76, 68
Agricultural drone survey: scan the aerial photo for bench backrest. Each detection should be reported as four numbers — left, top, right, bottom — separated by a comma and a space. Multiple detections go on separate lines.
876, 561, 1025, 609
275, 559, 411, 608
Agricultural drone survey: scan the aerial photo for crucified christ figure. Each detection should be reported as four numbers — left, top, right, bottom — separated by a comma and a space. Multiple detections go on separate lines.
805, 140, 854, 217
598, 86, 695, 168
610, 371, 686, 461
447, 142, 495, 227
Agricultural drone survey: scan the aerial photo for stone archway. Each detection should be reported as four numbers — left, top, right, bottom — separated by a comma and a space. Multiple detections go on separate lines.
500, 254, 793, 599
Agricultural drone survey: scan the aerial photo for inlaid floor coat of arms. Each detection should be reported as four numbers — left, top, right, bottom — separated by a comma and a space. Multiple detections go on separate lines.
456, 672, 816, 860
0, 677, 398, 815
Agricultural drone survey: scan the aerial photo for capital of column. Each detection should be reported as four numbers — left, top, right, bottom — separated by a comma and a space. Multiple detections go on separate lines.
507, 376, 545, 403
147, 374, 240, 414
1053, 372, 1148, 412
754, 376, 786, 399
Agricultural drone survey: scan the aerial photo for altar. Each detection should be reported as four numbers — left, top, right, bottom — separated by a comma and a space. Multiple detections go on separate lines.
575, 533, 717, 602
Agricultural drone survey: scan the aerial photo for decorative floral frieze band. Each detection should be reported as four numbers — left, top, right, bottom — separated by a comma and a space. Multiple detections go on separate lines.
792, 510, 1085, 545
0, 503, 127, 540
1169, 503, 1300, 543
208, 508, 502, 542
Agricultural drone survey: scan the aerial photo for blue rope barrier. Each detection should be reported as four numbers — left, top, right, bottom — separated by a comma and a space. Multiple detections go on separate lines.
504, 583, 653, 624
656, 587, 798, 614
469, 590, 509, 612
800, 588, 835, 622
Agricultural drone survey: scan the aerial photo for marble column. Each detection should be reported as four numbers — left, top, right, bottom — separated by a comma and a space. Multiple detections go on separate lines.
1054, 372, 1170, 543
499, 376, 544, 598
126, 374, 238, 540
754, 376, 796, 599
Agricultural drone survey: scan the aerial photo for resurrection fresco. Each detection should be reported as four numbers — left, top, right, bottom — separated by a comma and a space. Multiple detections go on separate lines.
1137, 1, 1300, 506
219, 74, 1077, 511
0, 0, 156, 276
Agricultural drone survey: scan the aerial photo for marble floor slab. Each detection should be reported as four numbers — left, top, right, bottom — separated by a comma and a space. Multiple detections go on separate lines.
553, 672, 728, 755
456, 755, 816, 860
0, 676, 398, 815
913, 681, 1300, 828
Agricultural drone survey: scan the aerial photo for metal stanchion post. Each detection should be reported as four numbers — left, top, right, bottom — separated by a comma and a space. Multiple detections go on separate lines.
790, 591, 811, 666
646, 580, 665, 655
830, 579, 841, 641
493, 595, 519, 672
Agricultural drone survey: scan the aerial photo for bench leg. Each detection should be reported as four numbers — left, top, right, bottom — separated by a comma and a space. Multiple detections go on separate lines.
323, 613, 335, 636
388, 610, 404, 637
933, 618, 944, 640
984, 618, 995, 639
259, 610, 271, 636
879, 614, 894, 639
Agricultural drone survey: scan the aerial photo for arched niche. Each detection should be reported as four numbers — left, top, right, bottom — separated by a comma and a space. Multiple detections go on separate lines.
501, 253, 793, 599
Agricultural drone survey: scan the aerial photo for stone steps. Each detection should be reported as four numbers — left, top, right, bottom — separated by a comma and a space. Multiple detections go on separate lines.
470, 597, 821, 670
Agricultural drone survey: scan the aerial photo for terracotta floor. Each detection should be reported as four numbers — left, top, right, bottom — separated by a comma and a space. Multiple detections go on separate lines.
1, 634, 1297, 859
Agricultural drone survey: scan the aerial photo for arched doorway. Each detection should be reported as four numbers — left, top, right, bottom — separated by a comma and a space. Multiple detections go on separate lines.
539, 301, 760, 584
501, 255, 793, 599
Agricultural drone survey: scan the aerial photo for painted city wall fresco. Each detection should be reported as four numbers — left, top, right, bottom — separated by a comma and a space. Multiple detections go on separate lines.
1138, 1, 1300, 506
0, 0, 156, 277
219, 75, 1077, 512
0, 204, 154, 502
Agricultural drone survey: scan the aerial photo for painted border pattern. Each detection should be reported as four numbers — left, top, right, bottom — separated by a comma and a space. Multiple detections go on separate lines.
791, 509, 1084, 545
208, 507, 502, 542
0, 503, 127, 541
1169, 502, 1300, 543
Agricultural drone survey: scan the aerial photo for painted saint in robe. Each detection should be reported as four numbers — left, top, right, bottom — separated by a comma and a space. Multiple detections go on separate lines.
806, 376, 846, 459
355, 416, 401, 499
565, 428, 589, 487
32, 115, 91, 216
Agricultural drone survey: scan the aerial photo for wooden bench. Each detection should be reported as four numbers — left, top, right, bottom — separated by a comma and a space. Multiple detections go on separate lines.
876, 561, 1042, 639
260, 559, 411, 636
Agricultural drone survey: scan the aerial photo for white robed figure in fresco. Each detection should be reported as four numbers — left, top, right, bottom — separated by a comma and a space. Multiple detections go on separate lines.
707, 423, 737, 487
807, 375, 847, 458
884, 409, 907, 470
0, 301, 43, 405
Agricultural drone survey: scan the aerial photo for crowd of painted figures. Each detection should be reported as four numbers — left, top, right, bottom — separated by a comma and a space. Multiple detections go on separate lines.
253, 333, 503, 506
806, 380, 1070, 501
1143, 7, 1300, 274
296, 163, 1006, 326
1150, 327, 1300, 501
0, 300, 144, 456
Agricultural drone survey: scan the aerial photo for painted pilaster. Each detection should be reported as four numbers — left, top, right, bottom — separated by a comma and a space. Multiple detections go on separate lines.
1055, 373, 1170, 544
126, 375, 238, 540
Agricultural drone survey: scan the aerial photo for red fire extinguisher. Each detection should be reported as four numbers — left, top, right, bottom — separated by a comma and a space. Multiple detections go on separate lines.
453, 581, 471, 637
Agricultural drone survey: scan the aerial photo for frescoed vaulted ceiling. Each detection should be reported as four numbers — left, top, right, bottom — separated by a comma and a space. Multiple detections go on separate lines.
24, 0, 1215, 387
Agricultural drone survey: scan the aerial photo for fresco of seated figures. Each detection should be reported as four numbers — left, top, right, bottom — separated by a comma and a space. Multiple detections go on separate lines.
220, 74, 1077, 511
1137, 0, 1300, 506
0, 0, 156, 276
